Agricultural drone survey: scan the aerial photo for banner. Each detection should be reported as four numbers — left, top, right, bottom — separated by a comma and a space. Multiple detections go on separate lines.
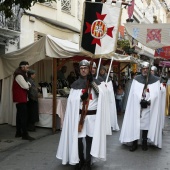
124, 23, 170, 50
80, 1, 122, 57
154, 46, 170, 59
128, 0, 134, 19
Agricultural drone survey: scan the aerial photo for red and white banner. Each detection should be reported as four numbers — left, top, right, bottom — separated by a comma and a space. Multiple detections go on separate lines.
80, 1, 122, 57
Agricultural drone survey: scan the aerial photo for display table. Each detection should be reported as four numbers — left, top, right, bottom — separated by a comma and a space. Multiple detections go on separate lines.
36, 97, 67, 129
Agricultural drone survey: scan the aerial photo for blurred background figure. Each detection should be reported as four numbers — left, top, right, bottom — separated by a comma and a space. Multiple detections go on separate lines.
112, 74, 118, 94
151, 66, 159, 77
57, 66, 68, 88
115, 84, 124, 115
165, 71, 170, 117
99, 65, 111, 82
122, 72, 136, 113
57, 65, 67, 80
67, 71, 77, 88
27, 69, 39, 132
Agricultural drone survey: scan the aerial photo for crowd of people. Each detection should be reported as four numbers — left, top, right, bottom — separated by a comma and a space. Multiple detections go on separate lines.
12, 59, 169, 170
55, 59, 169, 170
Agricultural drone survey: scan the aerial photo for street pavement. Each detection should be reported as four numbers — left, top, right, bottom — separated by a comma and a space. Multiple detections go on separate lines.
0, 115, 170, 170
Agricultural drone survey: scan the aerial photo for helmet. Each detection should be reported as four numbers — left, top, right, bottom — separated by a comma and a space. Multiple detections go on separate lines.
79, 59, 90, 67
151, 66, 157, 72
141, 61, 149, 69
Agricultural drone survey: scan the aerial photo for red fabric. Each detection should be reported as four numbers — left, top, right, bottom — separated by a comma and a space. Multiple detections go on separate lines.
163, 83, 166, 87
146, 29, 161, 43
119, 25, 125, 38
82, 89, 92, 100
12, 80, 27, 103
128, 0, 134, 19
154, 46, 170, 60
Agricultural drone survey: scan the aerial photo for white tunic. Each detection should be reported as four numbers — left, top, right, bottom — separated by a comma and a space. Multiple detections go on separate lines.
140, 90, 150, 130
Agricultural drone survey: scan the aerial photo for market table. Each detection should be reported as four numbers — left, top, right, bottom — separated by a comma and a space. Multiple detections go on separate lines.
36, 97, 67, 129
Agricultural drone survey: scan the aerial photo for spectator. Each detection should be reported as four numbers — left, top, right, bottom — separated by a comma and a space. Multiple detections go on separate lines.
122, 72, 135, 113
57, 66, 67, 80
115, 84, 124, 115
27, 69, 39, 132
12, 61, 35, 141
67, 71, 77, 87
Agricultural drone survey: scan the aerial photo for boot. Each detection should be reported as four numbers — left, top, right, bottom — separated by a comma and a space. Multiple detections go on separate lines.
83, 161, 91, 170
129, 140, 138, 152
74, 160, 84, 170
142, 139, 148, 151
15, 131, 22, 138
22, 134, 35, 141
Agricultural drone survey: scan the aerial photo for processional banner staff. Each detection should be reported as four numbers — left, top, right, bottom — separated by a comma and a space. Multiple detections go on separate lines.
80, 0, 122, 58
78, 0, 123, 132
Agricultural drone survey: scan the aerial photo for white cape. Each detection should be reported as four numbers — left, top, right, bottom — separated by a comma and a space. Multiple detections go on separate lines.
56, 86, 107, 165
119, 80, 162, 148
107, 81, 119, 131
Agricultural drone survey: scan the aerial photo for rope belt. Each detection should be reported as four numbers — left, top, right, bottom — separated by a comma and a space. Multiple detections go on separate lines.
79, 109, 96, 115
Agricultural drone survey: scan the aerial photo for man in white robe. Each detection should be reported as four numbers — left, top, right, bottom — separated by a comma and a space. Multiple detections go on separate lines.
56, 60, 107, 170
119, 61, 162, 151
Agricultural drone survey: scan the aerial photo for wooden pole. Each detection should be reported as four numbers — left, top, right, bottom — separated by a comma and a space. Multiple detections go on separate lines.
111, 0, 129, 6
102, 0, 130, 6
52, 58, 57, 133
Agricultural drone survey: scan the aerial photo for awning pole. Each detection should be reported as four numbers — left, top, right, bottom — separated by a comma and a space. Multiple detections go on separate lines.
52, 58, 57, 133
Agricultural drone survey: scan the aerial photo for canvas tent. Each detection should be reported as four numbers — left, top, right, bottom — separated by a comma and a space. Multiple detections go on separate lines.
0, 34, 139, 129
0, 34, 87, 126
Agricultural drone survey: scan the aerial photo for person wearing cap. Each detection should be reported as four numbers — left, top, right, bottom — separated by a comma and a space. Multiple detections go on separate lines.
27, 69, 39, 132
12, 61, 35, 141
56, 59, 107, 170
120, 61, 162, 151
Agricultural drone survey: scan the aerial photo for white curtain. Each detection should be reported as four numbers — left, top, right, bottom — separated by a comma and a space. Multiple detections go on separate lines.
0, 75, 16, 125
31, 59, 53, 86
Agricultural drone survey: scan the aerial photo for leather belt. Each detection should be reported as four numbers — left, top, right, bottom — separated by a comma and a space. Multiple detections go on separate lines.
79, 109, 96, 115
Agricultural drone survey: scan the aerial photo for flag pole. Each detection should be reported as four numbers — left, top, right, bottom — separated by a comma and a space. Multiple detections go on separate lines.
108, 0, 123, 82
96, 58, 102, 79
106, 57, 114, 83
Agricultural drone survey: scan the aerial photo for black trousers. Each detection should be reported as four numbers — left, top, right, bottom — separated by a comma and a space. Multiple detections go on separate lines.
27, 99, 39, 125
78, 136, 93, 163
16, 103, 28, 135
142, 130, 148, 140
